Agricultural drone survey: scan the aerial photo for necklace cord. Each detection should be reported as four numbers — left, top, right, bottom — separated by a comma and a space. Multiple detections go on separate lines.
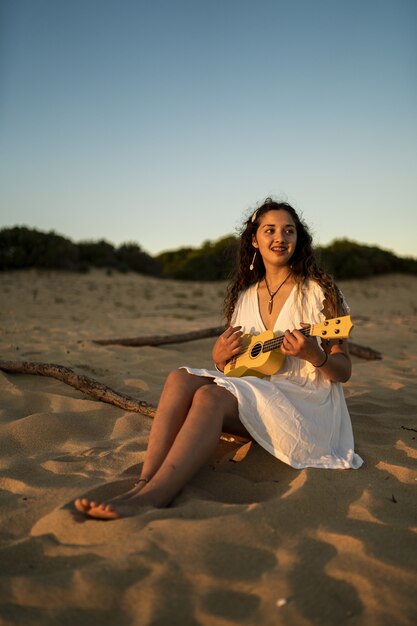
264, 273, 292, 315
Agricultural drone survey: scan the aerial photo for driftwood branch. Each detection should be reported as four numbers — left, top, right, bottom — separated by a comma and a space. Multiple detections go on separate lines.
348, 341, 382, 361
93, 327, 382, 361
0, 360, 156, 417
93, 326, 224, 347
0, 360, 251, 453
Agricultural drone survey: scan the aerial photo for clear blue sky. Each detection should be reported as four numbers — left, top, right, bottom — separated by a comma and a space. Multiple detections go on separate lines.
1, 0, 416, 257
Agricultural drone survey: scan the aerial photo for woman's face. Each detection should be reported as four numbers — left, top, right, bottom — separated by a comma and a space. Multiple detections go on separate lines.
252, 209, 297, 268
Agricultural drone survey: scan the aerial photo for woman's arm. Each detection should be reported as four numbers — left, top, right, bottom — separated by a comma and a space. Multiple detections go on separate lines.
311, 337, 352, 383
281, 328, 352, 383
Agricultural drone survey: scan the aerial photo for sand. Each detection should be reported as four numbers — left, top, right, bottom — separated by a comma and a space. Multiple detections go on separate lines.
0, 269, 416, 626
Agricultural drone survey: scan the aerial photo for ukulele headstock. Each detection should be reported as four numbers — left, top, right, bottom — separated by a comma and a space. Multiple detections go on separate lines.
311, 315, 354, 339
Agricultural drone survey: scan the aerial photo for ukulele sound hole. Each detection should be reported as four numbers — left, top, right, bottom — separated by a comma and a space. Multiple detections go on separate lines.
251, 343, 263, 358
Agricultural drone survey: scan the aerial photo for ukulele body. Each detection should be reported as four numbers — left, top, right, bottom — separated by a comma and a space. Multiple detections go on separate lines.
224, 330, 286, 378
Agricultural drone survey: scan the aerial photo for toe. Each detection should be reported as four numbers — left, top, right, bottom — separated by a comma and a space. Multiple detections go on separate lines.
88, 505, 120, 520
74, 498, 98, 514
74, 498, 89, 513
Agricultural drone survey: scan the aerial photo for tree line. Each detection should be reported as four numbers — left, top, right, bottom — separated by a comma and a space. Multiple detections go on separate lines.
0, 226, 416, 280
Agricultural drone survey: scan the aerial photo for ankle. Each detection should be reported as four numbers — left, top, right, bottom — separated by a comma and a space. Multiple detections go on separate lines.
134, 477, 150, 486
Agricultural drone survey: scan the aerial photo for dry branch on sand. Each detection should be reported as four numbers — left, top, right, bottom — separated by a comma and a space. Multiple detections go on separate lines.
347, 341, 382, 360
0, 360, 156, 416
93, 326, 225, 347
0, 360, 252, 454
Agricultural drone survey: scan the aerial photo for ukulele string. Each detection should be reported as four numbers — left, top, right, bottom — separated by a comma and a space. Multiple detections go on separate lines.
233, 327, 311, 359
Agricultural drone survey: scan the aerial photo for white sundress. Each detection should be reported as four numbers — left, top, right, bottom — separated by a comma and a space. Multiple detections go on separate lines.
182, 280, 363, 470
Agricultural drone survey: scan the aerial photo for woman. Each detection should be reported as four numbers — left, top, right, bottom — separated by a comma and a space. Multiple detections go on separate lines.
75, 198, 363, 519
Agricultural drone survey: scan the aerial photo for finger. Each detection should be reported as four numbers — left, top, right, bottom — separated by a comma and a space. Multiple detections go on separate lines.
292, 329, 306, 343
222, 331, 243, 348
228, 331, 243, 344
226, 325, 242, 337
280, 341, 290, 355
284, 330, 296, 347
221, 327, 234, 341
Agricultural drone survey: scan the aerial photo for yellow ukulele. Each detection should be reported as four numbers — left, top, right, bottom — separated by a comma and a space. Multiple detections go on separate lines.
224, 315, 354, 378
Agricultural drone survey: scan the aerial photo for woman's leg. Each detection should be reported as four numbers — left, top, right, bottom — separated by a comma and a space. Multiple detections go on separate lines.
140, 369, 214, 481
86, 383, 239, 519
74, 369, 213, 513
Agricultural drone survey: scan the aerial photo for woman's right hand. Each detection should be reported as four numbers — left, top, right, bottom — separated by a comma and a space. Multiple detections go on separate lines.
212, 325, 243, 372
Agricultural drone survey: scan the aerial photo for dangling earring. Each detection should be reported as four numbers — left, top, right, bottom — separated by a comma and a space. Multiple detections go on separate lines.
249, 251, 257, 271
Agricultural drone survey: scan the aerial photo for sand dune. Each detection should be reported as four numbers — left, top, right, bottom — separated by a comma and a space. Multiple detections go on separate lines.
0, 270, 416, 625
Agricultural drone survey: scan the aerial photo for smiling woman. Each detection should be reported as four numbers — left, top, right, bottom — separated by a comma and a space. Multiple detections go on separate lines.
75, 197, 363, 521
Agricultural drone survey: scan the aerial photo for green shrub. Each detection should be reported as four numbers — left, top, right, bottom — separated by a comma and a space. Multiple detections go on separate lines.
1, 227, 415, 280
317, 239, 417, 279
0, 227, 79, 270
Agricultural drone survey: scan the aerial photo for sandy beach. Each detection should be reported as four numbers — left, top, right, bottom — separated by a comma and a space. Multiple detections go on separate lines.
0, 269, 416, 626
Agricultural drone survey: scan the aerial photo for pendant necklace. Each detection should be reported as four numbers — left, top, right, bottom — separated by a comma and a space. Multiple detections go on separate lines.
264, 273, 291, 315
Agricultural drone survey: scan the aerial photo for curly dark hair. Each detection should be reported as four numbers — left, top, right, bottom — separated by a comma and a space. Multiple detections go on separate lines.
223, 198, 345, 323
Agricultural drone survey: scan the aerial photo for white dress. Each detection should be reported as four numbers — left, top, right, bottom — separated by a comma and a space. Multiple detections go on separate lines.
182, 280, 363, 470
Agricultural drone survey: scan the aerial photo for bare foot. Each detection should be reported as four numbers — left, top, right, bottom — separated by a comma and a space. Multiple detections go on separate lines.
74, 478, 149, 516
87, 491, 159, 519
